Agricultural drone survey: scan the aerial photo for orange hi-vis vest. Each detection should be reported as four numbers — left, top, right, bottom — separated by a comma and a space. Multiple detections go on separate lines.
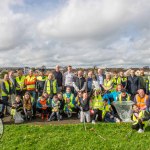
135, 94, 149, 110
25, 75, 36, 91
39, 100, 47, 110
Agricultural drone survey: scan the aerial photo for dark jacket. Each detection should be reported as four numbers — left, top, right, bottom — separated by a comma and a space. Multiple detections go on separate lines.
36, 76, 47, 92
80, 97, 90, 112
127, 76, 139, 95
138, 76, 149, 94
53, 71, 63, 87
74, 77, 86, 91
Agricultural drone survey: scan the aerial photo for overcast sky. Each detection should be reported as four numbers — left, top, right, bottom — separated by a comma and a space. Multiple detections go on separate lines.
0, 0, 150, 68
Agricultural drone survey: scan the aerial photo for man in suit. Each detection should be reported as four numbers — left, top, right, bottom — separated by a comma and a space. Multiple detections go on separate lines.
127, 70, 139, 100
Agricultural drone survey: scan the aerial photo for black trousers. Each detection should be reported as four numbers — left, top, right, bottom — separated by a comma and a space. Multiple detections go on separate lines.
92, 109, 102, 121
132, 120, 144, 130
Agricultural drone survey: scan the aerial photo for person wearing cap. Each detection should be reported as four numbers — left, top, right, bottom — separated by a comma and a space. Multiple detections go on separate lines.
117, 89, 130, 102
53, 65, 63, 92
134, 89, 150, 111
63, 65, 76, 93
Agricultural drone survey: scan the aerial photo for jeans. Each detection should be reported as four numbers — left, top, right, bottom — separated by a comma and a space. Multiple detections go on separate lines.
80, 111, 90, 123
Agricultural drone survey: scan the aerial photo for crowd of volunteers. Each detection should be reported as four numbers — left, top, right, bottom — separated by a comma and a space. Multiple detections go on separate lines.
0, 65, 150, 133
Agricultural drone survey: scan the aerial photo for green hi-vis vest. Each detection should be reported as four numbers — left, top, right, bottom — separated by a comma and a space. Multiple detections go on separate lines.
118, 94, 130, 102
1, 81, 12, 96
91, 95, 103, 110
45, 79, 57, 94
102, 104, 111, 119
16, 76, 26, 90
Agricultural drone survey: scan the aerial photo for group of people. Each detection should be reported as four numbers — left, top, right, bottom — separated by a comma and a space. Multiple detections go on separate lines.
0, 65, 150, 133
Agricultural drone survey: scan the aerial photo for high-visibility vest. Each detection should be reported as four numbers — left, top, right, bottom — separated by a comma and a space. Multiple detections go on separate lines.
37, 76, 47, 81
45, 79, 57, 94
118, 77, 127, 84
16, 76, 26, 90
91, 95, 103, 110
102, 104, 111, 119
25, 75, 36, 91
104, 79, 113, 90
118, 94, 130, 102
63, 93, 74, 103
1, 80, 12, 96
132, 110, 145, 125
135, 94, 149, 110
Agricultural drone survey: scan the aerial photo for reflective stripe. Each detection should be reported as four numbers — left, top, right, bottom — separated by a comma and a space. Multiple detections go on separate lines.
25, 75, 36, 91
136, 94, 148, 109
46, 80, 57, 94
1, 81, 12, 96
102, 105, 110, 119
16, 76, 26, 90
118, 94, 130, 102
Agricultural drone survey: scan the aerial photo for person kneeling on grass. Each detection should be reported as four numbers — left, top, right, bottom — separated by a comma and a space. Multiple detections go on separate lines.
131, 104, 150, 133
48, 95, 60, 121
57, 92, 64, 120
37, 95, 49, 120
11, 95, 24, 123
80, 92, 91, 123
102, 99, 120, 123
23, 92, 33, 121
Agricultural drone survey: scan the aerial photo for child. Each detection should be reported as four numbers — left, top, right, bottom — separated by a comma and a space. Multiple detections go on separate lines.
57, 92, 64, 120
102, 99, 120, 123
75, 91, 83, 118
90, 90, 103, 124
48, 95, 60, 121
131, 104, 150, 133
79, 92, 91, 123
23, 92, 32, 120
11, 95, 24, 123
37, 96, 49, 120
63, 98, 74, 118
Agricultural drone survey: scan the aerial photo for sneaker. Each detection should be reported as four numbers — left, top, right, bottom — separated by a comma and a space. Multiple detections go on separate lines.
115, 118, 121, 123
138, 129, 144, 133
92, 120, 96, 124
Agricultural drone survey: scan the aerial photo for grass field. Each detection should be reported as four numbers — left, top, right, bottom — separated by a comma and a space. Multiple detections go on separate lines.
0, 123, 150, 150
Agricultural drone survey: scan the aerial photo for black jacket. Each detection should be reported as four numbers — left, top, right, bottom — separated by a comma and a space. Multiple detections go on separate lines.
53, 71, 63, 87
127, 76, 139, 95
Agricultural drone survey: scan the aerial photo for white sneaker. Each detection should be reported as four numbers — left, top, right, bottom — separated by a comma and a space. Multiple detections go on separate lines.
92, 120, 96, 124
115, 118, 121, 123
138, 129, 144, 133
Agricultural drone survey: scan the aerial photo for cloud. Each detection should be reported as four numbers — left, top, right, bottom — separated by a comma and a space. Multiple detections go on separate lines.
0, 0, 150, 68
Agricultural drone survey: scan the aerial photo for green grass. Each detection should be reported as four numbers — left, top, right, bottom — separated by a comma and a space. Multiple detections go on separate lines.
0, 123, 150, 150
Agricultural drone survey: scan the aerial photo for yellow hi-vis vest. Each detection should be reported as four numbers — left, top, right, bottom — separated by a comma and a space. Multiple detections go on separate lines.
37, 76, 47, 81
63, 93, 74, 103
132, 110, 145, 125
45, 79, 57, 94
25, 75, 36, 91
118, 94, 130, 102
91, 95, 103, 110
104, 79, 113, 91
16, 76, 26, 90
102, 104, 111, 119
1, 81, 12, 96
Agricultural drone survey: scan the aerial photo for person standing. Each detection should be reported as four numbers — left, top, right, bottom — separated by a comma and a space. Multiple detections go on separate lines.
73, 70, 86, 96
1, 74, 12, 115
118, 71, 127, 89
138, 69, 149, 94
127, 70, 139, 100
15, 70, 26, 98
63, 65, 75, 93
53, 65, 63, 92
44, 72, 58, 100
36, 70, 47, 97
96, 69, 105, 91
